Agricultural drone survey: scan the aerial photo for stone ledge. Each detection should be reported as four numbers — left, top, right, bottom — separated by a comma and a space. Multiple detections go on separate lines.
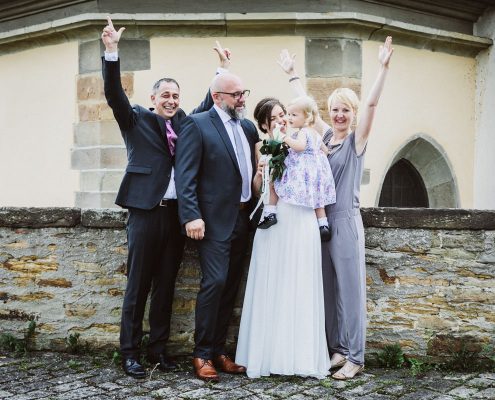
0, 207, 80, 228
81, 208, 127, 228
0, 12, 491, 57
362, 207, 495, 230
0, 207, 494, 230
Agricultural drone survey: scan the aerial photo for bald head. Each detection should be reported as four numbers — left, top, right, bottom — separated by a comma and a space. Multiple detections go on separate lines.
211, 72, 243, 93
211, 72, 248, 120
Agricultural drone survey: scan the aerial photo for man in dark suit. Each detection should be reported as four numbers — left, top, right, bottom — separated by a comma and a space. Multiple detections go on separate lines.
101, 17, 231, 379
175, 72, 259, 381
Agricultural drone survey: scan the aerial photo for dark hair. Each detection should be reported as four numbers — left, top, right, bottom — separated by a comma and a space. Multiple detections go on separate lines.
253, 97, 286, 133
152, 78, 180, 93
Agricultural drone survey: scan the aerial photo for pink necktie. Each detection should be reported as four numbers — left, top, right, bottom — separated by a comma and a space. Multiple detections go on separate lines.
165, 120, 178, 156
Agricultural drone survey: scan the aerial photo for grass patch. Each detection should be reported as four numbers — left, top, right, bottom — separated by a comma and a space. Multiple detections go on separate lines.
0, 320, 36, 355
376, 344, 405, 369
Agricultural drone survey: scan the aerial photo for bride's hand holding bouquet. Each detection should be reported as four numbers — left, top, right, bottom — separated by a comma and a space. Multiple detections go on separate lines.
259, 123, 289, 181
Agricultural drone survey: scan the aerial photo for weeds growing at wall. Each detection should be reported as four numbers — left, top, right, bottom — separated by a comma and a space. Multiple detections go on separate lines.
374, 337, 495, 376
376, 344, 405, 368
0, 320, 36, 355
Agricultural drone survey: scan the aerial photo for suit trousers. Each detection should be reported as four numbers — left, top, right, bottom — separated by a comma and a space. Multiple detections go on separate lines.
120, 203, 185, 359
321, 208, 366, 365
194, 209, 250, 359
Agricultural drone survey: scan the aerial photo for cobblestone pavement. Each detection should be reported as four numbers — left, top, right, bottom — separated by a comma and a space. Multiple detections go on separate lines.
1, 352, 494, 400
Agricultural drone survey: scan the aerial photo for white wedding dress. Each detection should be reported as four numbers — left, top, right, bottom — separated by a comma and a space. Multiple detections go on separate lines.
235, 200, 330, 378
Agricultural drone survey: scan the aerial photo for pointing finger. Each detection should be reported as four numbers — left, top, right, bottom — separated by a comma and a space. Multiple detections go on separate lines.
106, 16, 114, 29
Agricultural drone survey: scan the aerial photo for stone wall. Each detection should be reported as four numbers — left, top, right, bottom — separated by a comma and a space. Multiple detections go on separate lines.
1, 207, 494, 360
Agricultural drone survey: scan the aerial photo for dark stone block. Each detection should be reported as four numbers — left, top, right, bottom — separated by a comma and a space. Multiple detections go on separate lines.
306, 38, 361, 78
81, 208, 127, 229
79, 39, 150, 74
361, 207, 495, 230
0, 207, 80, 228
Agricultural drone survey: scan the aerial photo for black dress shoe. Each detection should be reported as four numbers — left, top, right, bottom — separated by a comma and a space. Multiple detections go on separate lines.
320, 225, 331, 242
147, 352, 177, 372
257, 213, 277, 229
122, 358, 146, 379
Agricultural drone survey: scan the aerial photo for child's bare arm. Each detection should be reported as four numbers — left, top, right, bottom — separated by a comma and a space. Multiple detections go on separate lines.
283, 131, 306, 152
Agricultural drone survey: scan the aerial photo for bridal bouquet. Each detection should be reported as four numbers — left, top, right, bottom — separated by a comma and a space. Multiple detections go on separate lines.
259, 124, 289, 182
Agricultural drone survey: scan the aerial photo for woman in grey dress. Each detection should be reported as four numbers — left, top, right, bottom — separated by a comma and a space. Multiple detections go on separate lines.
276, 39, 393, 378
322, 36, 394, 380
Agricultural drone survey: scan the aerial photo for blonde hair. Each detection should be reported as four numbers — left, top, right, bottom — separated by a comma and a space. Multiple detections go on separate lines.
288, 96, 319, 127
327, 88, 360, 115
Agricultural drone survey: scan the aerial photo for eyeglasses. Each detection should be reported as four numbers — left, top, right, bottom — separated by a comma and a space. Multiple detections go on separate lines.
215, 90, 250, 100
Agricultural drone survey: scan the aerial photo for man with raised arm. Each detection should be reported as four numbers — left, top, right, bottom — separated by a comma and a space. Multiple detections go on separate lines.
101, 17, 231, 379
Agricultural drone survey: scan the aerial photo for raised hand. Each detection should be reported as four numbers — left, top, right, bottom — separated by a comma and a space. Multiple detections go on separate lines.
213, 40, 232, 69
277, 49, 296, 75
379, 36, 394, 68
101, 16, 125, 52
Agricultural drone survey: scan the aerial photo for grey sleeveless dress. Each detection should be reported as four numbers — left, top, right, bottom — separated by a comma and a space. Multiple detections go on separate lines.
322, 130, 366, 366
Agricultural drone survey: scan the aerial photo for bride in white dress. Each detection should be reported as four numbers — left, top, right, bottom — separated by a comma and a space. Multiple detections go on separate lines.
235, 96, 330, 379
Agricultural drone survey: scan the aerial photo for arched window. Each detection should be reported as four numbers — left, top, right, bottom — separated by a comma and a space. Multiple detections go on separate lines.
378, 158, 428, 207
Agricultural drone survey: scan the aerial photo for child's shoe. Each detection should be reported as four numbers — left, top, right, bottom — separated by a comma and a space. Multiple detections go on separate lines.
320, 225, 331, 242
258, 213, 277, 229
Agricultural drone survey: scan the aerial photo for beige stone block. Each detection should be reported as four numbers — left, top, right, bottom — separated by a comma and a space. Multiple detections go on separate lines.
107, 288, 123, 297
65, 304, 97, 318
38, 278, 72, 288
78, 103, 114, 122
80, 171, 123, 192
448, 288, 494, 304
4, 241, 29, 249
38, 323, 56, 332
86, 242, 97, 253
89, 323, 120, 333
110, 307, 121, 317
458, 269, 493, 280
14, 276, 35, 286
112, 246, 127, 255
399, 276, 450, 287
74, 191, 119, 209
85, 277, 123, 286
77, 74, 104, 101
172, 297, 196, 314
306, 77, 361, 126
74, 120, 123, 147
74, 261, 103, 273
71, 147, 126, 170
11, 291, 54, 301
120, 73, 134, 98
417, 315, 455, 330
3, 255, 58, 274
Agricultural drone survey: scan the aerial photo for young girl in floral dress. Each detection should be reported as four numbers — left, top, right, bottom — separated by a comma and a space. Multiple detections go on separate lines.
274, 96, 336, 236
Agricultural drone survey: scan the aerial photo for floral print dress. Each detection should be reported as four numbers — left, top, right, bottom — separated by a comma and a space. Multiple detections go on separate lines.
274, 128, 336, 209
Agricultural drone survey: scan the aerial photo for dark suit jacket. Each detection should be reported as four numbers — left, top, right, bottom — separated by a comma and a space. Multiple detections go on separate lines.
175, 107, 259, 241
102, 58, 213, 210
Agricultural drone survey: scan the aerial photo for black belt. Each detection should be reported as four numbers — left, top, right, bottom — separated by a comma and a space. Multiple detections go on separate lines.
159, 199, 177, 207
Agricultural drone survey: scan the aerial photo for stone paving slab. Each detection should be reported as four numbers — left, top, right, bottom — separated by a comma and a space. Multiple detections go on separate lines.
0, 352, 494, 400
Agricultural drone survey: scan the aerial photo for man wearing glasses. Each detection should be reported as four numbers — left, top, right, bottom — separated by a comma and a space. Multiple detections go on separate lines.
175, 73, 258, 381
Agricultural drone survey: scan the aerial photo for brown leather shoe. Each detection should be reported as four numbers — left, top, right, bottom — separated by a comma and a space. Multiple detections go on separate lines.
192, 358, 219, 382
214, 354, 246, 374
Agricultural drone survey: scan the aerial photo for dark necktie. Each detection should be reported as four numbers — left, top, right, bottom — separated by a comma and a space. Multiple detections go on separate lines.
228, 119, 250, 199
